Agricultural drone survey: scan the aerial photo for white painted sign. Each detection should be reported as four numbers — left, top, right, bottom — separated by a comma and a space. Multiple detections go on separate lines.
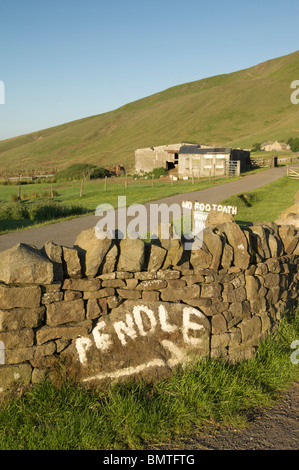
182, 200, 238, 233
74, 301, 210, 383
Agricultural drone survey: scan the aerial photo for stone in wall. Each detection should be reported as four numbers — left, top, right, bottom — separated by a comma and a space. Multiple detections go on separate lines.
40, 241, 64, 281
117, 238, 145, 272
190, 240, 213, 269
0, 285, 41, 309
0, 363, 32, 392
278, 226, 299, 254
215, 222, 251, 269
62, 247, 83, 279
205, 210, 236, 228
74, 227, 112, 277
151, 222, 184, 269
0, 243, 54, 284
202, 227, 223, 270
146, 243, 167, 271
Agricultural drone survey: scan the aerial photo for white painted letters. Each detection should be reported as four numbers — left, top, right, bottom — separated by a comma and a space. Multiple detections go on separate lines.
113, 313, 137, 346
133, 305, 157, 336
182, 307, 204, 346
76, 303, 208, 381
93, 320, 113, 351
75, 337, 92, 365
158, 304, 178, 333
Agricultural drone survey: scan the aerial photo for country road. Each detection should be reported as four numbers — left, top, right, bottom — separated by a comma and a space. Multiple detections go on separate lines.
0, 164, 297, 252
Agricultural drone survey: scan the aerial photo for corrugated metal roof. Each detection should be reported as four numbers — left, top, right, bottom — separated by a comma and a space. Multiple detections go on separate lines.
179, 146, 231, 155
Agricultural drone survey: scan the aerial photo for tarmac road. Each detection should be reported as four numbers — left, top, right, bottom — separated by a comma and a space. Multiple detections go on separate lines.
0, 165, 296, 252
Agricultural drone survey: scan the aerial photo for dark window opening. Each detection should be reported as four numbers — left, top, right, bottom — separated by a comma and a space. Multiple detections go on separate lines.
166, 161, 175, 170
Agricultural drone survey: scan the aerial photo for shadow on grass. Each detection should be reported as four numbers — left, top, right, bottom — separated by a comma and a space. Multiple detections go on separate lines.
0, 219, 35, 234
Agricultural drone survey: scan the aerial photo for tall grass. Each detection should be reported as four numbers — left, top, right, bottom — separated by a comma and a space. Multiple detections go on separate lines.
0, 200, 88, 225
0, 309, 298, 450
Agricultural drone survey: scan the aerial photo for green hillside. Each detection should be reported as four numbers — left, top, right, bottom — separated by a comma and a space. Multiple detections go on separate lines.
1, 50, 299, 173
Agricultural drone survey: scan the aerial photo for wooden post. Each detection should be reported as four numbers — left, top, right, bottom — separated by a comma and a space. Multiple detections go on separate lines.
209, 170, 211, 183
152, 174, 154, 188
287, 165, 289, 177
80, 179, 84, 197
18, 185, 21, 201
192, 171, 194, 184
105, 176, 107, 192
125, 174, 127, 189
51, 184, 54, 198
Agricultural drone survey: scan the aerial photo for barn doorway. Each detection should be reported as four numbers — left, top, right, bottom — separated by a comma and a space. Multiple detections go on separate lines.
166, 161, 175, 170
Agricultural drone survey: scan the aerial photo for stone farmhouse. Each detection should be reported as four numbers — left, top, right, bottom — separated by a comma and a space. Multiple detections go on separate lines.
260, 141, 290, 152
135, 143, 251, 177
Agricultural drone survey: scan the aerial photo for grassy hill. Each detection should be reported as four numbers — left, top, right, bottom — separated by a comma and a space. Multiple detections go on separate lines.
1, 50, 299, 173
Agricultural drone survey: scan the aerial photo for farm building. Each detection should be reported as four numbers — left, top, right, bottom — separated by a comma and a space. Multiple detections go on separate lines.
134, 143, 251, 177
134, 143, 194, 174
178, 145, 251, 177
260, 141, 290, 152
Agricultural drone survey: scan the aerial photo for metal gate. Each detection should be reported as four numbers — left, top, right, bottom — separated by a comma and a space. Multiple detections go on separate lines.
225, 161, 238, 176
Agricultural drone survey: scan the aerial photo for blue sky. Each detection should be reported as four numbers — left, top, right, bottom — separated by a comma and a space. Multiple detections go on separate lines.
0, 0, 298, 140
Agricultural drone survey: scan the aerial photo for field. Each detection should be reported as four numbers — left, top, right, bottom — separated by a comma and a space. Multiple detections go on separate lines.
0, 50, 299, 173
0, 173, 241, 234
0, 166, 297, 235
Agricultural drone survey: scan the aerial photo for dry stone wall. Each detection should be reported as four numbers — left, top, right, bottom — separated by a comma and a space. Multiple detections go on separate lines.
0, 216, 299, 391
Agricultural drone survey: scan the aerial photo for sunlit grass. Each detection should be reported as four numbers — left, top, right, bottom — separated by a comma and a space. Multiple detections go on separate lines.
0, 309, 298, 450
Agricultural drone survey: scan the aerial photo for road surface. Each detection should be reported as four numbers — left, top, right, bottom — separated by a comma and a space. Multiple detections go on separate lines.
0, 165, 296, 252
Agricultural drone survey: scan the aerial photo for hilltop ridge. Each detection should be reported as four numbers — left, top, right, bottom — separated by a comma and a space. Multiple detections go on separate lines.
0, 50, 299, 172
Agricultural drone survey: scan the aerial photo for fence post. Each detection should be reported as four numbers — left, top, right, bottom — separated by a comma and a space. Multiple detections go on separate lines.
18, 185, 21, 201
192, 171, 194, 184
80, 179, 84, 198
125, 174, 127, 189
287, 165, 289, 177
105, 176, 107, 192
152, 174, 154, 188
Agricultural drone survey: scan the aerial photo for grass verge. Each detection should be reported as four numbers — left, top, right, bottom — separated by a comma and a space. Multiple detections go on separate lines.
220, 175, 299, 227
0, 309, 298, 450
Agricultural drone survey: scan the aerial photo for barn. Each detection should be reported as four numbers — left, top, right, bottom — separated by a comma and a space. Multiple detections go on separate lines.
134, 143, 251, 177
134, 143, 194, 174
178, 145, 251, 177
